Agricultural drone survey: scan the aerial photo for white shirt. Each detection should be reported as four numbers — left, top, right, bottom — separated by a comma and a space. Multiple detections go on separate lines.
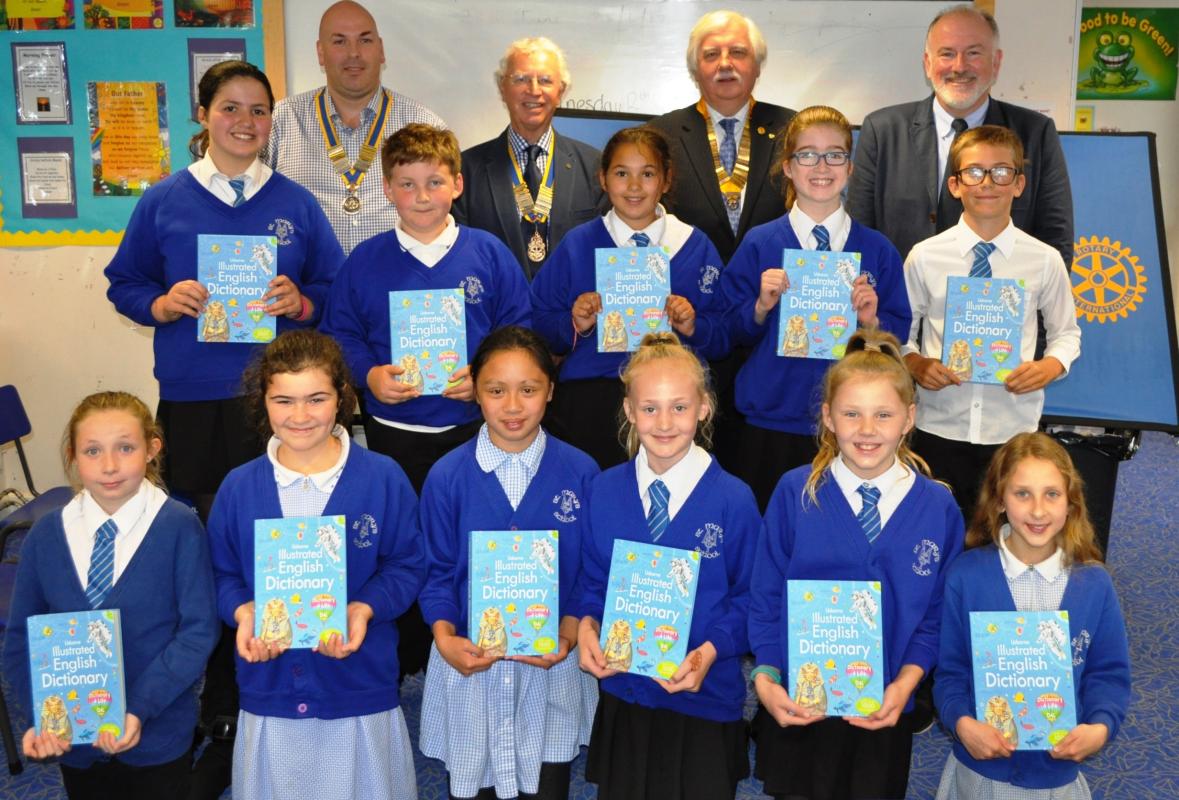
829, 456, 915, 529
635, 443, 711, 521
997, 525, 1066, 582
931, 96, 989, 187
268, 424, 350, 492
395, 215, 459, 268
187, 151, 272, 205
903, 219, 1082, 444
787, 204, 851, 252
603, 205, 694, 258
705, 101, 751, 208
63, 480, 168, 590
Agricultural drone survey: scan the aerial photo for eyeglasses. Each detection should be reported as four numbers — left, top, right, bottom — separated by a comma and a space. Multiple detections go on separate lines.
790, 151, 850, 167
508, 73, 558, 89
954, 165, 1021, 186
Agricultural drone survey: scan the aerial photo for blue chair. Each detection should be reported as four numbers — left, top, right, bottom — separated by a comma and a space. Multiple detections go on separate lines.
0, 384, 75, 775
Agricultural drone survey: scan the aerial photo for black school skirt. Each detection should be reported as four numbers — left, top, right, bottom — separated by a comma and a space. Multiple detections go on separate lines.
157, 396, 264, 495
585, 690, 749, 800
752, 705, 914, 800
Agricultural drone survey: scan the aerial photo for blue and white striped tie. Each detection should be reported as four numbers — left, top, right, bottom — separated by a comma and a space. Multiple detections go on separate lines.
85, 519, 118, 608
228, 176, 247, 207
813, 224, 831, 251
970, 241, 996, 278
647, 479, 670, 542
630, 232, 651, 247
857, 484, 882, 544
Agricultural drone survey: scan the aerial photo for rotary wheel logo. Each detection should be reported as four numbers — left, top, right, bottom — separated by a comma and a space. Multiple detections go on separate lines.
1071, 236, 1147, 323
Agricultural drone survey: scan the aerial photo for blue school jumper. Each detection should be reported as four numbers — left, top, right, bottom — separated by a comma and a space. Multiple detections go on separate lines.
575, 457, 760, 722
530, 217, 728, 380
749, 466, 964, 700
935, 546, 1131, 789
206, 444, 423, 719
2, 498, 219, 769
104, 170, 342, 401
321, 226, 531, 427
720, 218, 911, 433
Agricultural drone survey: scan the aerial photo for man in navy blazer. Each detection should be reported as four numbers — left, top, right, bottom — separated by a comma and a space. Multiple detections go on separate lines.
453, 37, 604, 280
649, 10, 795, 262
847, 4, 1073, 266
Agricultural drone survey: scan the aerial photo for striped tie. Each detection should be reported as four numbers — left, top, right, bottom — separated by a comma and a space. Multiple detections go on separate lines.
228, 176, 247, 207
970, 241, 996, 278
813, 224, 831, 251
647, 479, 670, 542
630, 232, 650, 247
857, 484, 882, 544
85, 519, 118, 608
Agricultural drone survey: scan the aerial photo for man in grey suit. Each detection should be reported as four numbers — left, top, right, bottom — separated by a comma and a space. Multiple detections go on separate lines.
847, 4, 1073, 266
453, 37, 604, 280
650, 10, 795, 263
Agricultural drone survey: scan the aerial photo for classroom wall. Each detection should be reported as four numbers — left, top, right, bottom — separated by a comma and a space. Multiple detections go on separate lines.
0, 0, 1168, 491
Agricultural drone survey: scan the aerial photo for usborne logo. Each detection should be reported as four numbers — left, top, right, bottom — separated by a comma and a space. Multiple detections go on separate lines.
1071, 236, 1147, 323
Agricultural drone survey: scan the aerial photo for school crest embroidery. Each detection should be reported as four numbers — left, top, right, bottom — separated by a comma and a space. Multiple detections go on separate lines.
860, 269, 877, 288
351, 513, 378, 548
460, 275, 484, 304
698, 264, 720, 294
694, 522, 724, 558
911, 539, 941, 576
552, 489, 580, 523
1072, 629, 1092, 666
268, 217, 294, 246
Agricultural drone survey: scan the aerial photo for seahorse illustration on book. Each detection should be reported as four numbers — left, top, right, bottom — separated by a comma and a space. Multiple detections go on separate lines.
1037, 618, 1068, 661
794, 661, 827, 714
530, 536, 556, 576
602, 619, 633, 671
259, 597, 293, 649
476, 606, 507, 657
850, 589, 878, 630
87, 618, 113, 659
316, 522, 342, 564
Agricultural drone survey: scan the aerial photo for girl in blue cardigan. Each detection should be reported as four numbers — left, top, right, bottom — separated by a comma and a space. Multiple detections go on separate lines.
576, 332, 760, 800
206, 330, 424, 800
748, 330, 964, 800
933, 432, 1130, 799
531, 126, 728, 469
719, 106, 912, 510
418, 325, 599, 800
2, 391, 219, 797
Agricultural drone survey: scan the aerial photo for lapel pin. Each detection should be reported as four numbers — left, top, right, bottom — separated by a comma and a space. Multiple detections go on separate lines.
757, 126, 766, 135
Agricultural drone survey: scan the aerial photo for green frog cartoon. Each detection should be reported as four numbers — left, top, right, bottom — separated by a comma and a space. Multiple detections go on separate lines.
1090, 30, 1139, 87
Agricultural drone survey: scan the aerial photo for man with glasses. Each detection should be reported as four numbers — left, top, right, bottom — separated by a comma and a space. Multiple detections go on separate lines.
454, 37, 605, 280
847, 4, 1073, 267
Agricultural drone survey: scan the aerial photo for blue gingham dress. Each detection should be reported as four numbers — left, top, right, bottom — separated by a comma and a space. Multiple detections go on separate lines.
234, 430, 417, 800
418, 427, 597, 798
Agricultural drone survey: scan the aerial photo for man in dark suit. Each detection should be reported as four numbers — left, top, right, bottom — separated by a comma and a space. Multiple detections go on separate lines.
649, 10, 795, 263
453, 37, 605, 280
847, 4, 1073, 266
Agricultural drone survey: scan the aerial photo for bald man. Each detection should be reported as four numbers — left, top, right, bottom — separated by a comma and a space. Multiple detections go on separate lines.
267, 1, 445, 254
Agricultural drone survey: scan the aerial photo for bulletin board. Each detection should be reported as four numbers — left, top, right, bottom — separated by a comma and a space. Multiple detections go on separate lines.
0, 0, 277, 246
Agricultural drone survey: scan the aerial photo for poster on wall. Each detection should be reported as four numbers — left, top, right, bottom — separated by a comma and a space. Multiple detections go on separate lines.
188, 37, 245, 119
1077, 8, 1179, 100
0, 0, 75, 30
18, 136, 77, 218
11, 42, 71, 124
87, 80, 170, 196
82, 0, 162, 30
175, 0, 253, 28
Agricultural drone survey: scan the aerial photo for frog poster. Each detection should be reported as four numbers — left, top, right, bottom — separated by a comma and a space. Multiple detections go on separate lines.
1077, 8, 1178, 100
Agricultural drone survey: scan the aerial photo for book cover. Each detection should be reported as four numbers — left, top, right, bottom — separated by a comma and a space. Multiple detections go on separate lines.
468, 530, 561, 657
969, 610, 1078, 750
196, 234, 278, 344
595, 246, 671, 352
778, 249, 860, 360
27, 609, 126, 744
253, 515, 348, 649
942, 276, 1026, 385
787, 580, 885, 717
599, 539, 699, 679
388, 288, 467, 396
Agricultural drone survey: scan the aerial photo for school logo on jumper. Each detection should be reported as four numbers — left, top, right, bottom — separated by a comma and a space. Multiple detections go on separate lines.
351, 514, 378, 548
1071, 236, 1148, 323
698, 264, 720, 294
552, 489, 580, 523
693, 522, 724, 558
860, 269, 877, 288
1072, 629, 1092, 666
460, 275, 484, 304
268, 218, 294, 246
911, 539, 941, 576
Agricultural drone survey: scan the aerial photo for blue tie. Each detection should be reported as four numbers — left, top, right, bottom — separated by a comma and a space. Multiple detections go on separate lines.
718, 117, 738, 174
85, 519, 118, 608
857, 484, 882, 544
813, 225, 831, 251
970, 241, 996, 278
228, 176, 247, 207
647, 479, 670, 542
630, 232, 650, 247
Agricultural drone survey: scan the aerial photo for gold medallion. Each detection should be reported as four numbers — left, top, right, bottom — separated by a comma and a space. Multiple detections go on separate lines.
527, 229, 547, 262
343, 193, 361, 215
